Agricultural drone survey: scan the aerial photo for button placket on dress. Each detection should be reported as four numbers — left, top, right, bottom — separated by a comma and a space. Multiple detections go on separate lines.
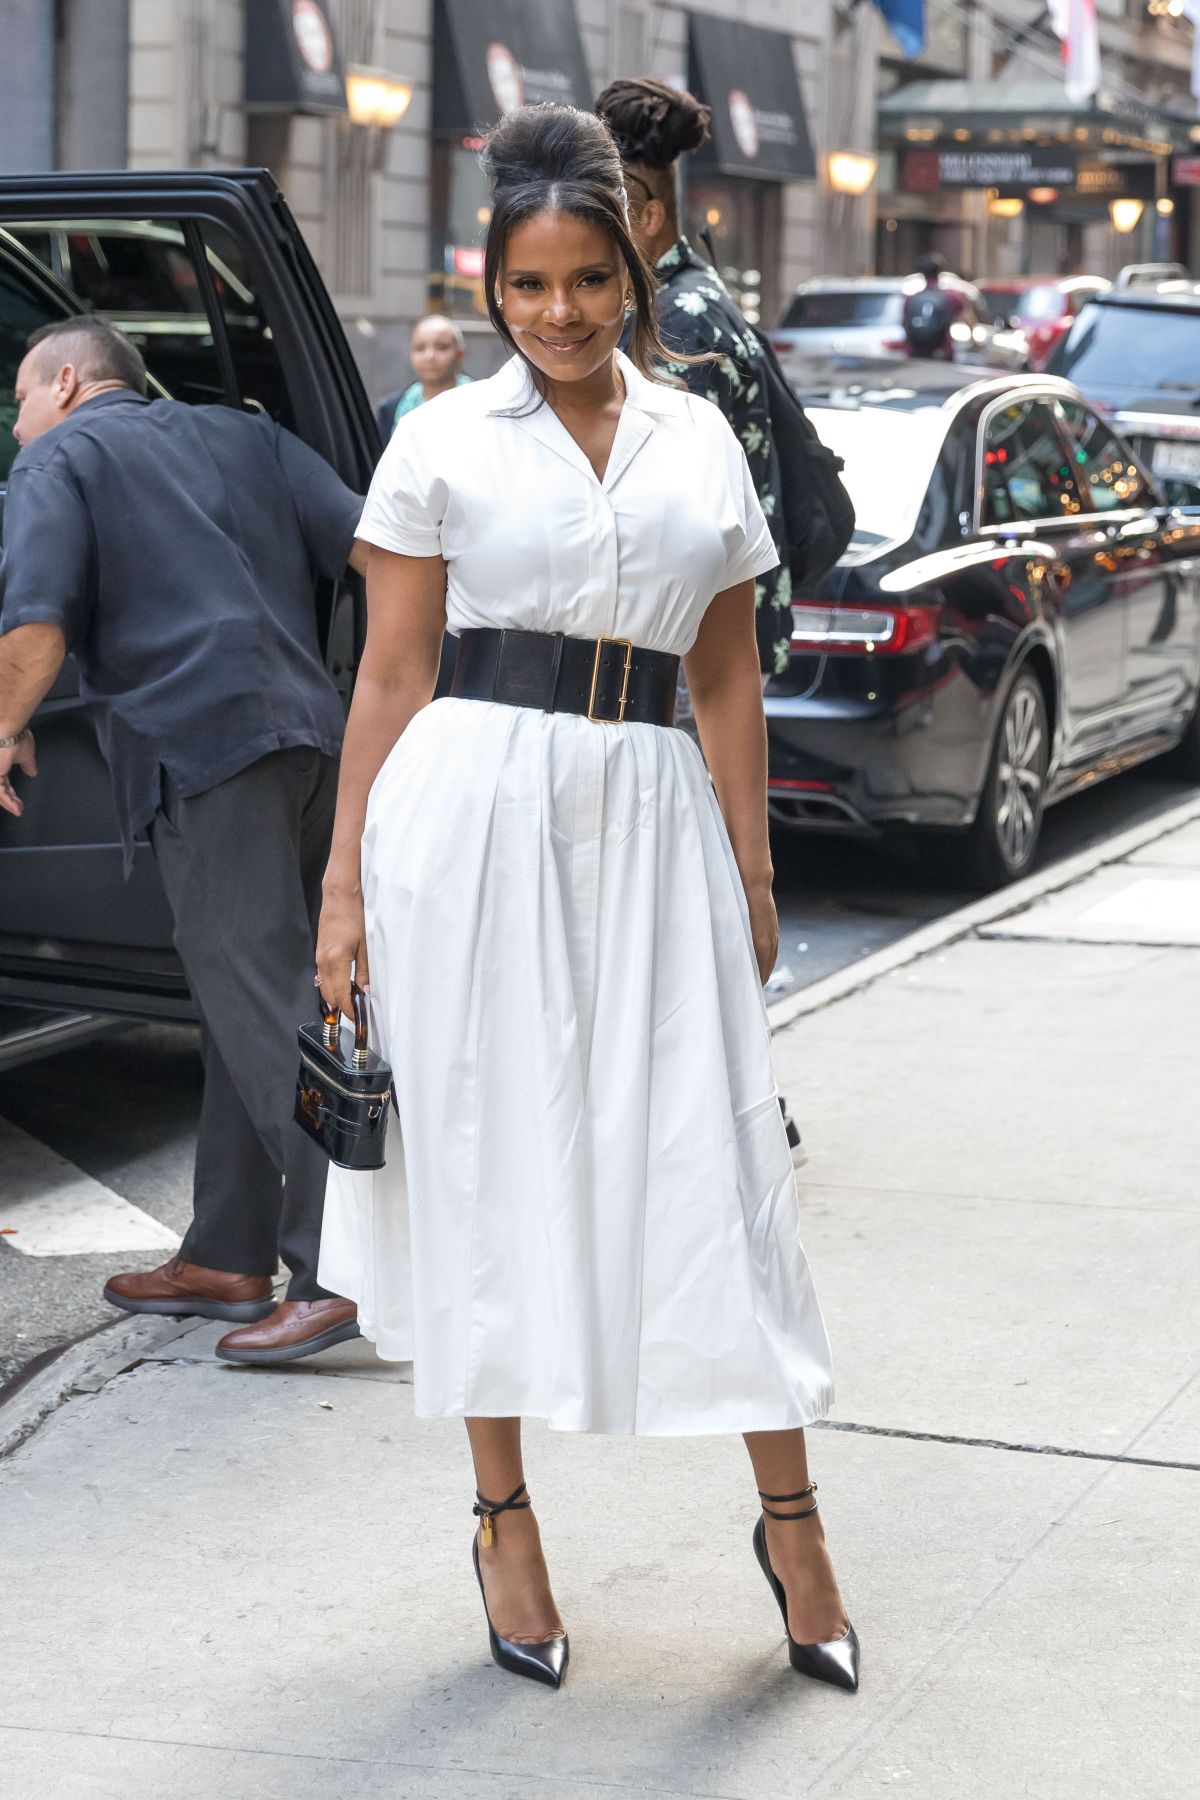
573, 480, 621, 1090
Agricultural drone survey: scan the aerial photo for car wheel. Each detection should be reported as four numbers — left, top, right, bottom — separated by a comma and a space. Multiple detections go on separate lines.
965, 671, 1049, 890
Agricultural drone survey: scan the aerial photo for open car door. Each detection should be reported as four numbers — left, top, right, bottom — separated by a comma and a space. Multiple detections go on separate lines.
0, 170, 379, 1020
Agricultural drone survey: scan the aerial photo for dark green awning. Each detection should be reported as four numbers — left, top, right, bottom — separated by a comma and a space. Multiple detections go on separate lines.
879, 78, 1194, 153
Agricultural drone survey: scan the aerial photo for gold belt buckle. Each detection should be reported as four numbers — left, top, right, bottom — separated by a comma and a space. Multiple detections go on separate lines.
588, 636, 634, 722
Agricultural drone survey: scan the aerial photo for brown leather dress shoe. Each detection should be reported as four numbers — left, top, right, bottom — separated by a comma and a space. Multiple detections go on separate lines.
215, 1298, 360, 1365
103, 1258, 276, 1323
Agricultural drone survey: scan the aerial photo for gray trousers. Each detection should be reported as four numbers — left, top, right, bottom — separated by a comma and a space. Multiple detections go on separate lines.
150, 746, 339, 1298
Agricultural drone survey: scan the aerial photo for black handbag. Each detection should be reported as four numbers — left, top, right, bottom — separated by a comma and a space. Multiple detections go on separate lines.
294, 983, 392, 1171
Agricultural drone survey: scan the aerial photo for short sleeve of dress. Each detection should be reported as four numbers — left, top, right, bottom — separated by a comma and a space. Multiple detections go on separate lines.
355, 412, 447, 557
719, 431, 780, 595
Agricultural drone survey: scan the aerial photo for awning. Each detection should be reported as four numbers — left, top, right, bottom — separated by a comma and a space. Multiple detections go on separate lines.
433, 0, 591, 136
245, 0, 346, 115
687, 12, 816, 182
878, 78, 1194, 155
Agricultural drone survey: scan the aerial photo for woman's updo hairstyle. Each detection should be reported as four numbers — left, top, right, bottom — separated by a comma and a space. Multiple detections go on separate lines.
593, 77, 711, 170
481, 102, 677, 399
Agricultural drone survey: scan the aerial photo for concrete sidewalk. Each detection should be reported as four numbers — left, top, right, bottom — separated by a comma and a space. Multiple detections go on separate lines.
4, 810, 1200, 1800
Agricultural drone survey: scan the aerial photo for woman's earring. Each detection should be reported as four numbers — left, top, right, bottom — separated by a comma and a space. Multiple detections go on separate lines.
623, 293, 634, 315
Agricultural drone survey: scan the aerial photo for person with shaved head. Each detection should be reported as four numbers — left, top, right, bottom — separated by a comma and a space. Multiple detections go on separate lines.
0, 313, 372, 1366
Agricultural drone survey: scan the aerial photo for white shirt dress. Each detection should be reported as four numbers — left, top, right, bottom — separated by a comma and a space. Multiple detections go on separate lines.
318, 351, 833, 1436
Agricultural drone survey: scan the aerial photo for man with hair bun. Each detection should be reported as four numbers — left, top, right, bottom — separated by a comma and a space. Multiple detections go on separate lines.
0, 313, 370, 1366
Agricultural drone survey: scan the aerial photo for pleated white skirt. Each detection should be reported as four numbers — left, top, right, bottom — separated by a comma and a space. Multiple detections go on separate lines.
318, 696, 833, 1435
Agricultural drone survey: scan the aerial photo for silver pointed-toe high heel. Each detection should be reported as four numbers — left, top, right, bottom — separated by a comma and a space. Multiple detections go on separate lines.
471, 1481, 569, 1690
752, 1483, 860, 1693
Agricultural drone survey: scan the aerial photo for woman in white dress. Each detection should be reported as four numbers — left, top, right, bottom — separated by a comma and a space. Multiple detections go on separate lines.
315, 103, 856, 1694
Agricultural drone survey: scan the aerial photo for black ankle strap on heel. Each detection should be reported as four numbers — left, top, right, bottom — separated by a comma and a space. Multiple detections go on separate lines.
758, 1482, 819, 1521
473, 1480, 531, 1548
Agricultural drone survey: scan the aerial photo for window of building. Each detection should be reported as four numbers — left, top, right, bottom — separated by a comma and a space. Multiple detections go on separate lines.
686, 179, 779, 327
430, 138, 491, 321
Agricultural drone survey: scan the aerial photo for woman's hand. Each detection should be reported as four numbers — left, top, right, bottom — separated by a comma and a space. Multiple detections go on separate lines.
315, 878, 370, 1024
744, 875, 779, 987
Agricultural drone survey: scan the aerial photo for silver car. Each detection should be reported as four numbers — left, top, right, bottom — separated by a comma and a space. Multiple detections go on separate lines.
770, 275, 1026, 367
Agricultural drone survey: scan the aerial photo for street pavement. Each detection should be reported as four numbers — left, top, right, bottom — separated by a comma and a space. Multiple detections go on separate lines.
2, 802, 1199, 1797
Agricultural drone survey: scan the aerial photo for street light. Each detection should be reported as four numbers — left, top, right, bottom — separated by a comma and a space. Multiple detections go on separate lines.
345, 66, 413, 129
827, 151, 878, 196
1110, 198, 1145, 233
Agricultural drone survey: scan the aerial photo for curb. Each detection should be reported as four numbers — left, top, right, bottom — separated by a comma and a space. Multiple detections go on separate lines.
767, 790, 1200, 1033
0, 1311, 206, 1461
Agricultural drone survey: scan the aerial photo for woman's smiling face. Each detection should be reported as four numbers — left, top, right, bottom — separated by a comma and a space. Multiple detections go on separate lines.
499, 209, 629, 387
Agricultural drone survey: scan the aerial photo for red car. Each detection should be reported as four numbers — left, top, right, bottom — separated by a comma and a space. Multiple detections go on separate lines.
978, 276, 1110, 371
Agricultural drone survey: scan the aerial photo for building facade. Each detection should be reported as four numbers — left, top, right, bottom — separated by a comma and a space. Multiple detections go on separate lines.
0, 0, 878, 403
875, 0, 1200, 283
0, 1, 1197, 412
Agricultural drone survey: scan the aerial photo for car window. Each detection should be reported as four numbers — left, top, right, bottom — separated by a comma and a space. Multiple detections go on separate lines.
197, 219, 293, 429
63, 228, 208, 315
779, 291, 899, 329
982, 399, 1083, 526
1014, 285, 1066, 323
4, 218, 227, 408
1053, 301, 1200, 394
1, 216, 297, 450
1056, 400, 1149, 512
0, 243, 77, 482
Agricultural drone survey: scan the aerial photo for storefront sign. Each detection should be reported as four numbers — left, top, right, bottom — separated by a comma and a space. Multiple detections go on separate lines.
1173, 156, 1200, 186
433, 0, 591, 133
687, 13, 816, 182
904, 146, 1077, 191
245, 0, 346, 114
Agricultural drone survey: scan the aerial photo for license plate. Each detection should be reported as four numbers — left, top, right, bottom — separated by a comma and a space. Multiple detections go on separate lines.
1151, 439, 1200, 482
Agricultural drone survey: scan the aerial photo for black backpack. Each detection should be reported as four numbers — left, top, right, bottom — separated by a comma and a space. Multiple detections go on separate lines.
902, 285, 953, 354
695, 227, 855, 585
751, 323, 857, 586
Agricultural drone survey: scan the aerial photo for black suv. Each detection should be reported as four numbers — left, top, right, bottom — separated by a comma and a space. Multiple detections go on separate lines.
0, 171, 379, 1038
1048, 287, 1200, 501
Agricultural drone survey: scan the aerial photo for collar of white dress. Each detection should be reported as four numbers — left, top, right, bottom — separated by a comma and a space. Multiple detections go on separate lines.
488, 349, 683, 419
485, 350, 683, 491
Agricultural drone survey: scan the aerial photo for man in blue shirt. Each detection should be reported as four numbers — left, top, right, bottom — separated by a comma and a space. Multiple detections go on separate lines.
0, 315, 367, 1364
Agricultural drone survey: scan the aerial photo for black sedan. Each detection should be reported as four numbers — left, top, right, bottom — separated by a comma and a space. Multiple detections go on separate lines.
765, 360, 1200, 888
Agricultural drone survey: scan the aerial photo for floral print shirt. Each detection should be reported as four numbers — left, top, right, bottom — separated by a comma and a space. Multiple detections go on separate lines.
653, 237, 792, 675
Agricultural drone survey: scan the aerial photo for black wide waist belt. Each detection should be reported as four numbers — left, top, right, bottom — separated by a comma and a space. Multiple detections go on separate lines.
450, 627, 679, 727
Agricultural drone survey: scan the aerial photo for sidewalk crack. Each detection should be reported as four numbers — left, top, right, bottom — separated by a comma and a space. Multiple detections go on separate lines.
812, 1416, 1199, 1472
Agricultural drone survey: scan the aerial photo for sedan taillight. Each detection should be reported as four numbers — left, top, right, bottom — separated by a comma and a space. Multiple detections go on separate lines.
790, 600, 939, 655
